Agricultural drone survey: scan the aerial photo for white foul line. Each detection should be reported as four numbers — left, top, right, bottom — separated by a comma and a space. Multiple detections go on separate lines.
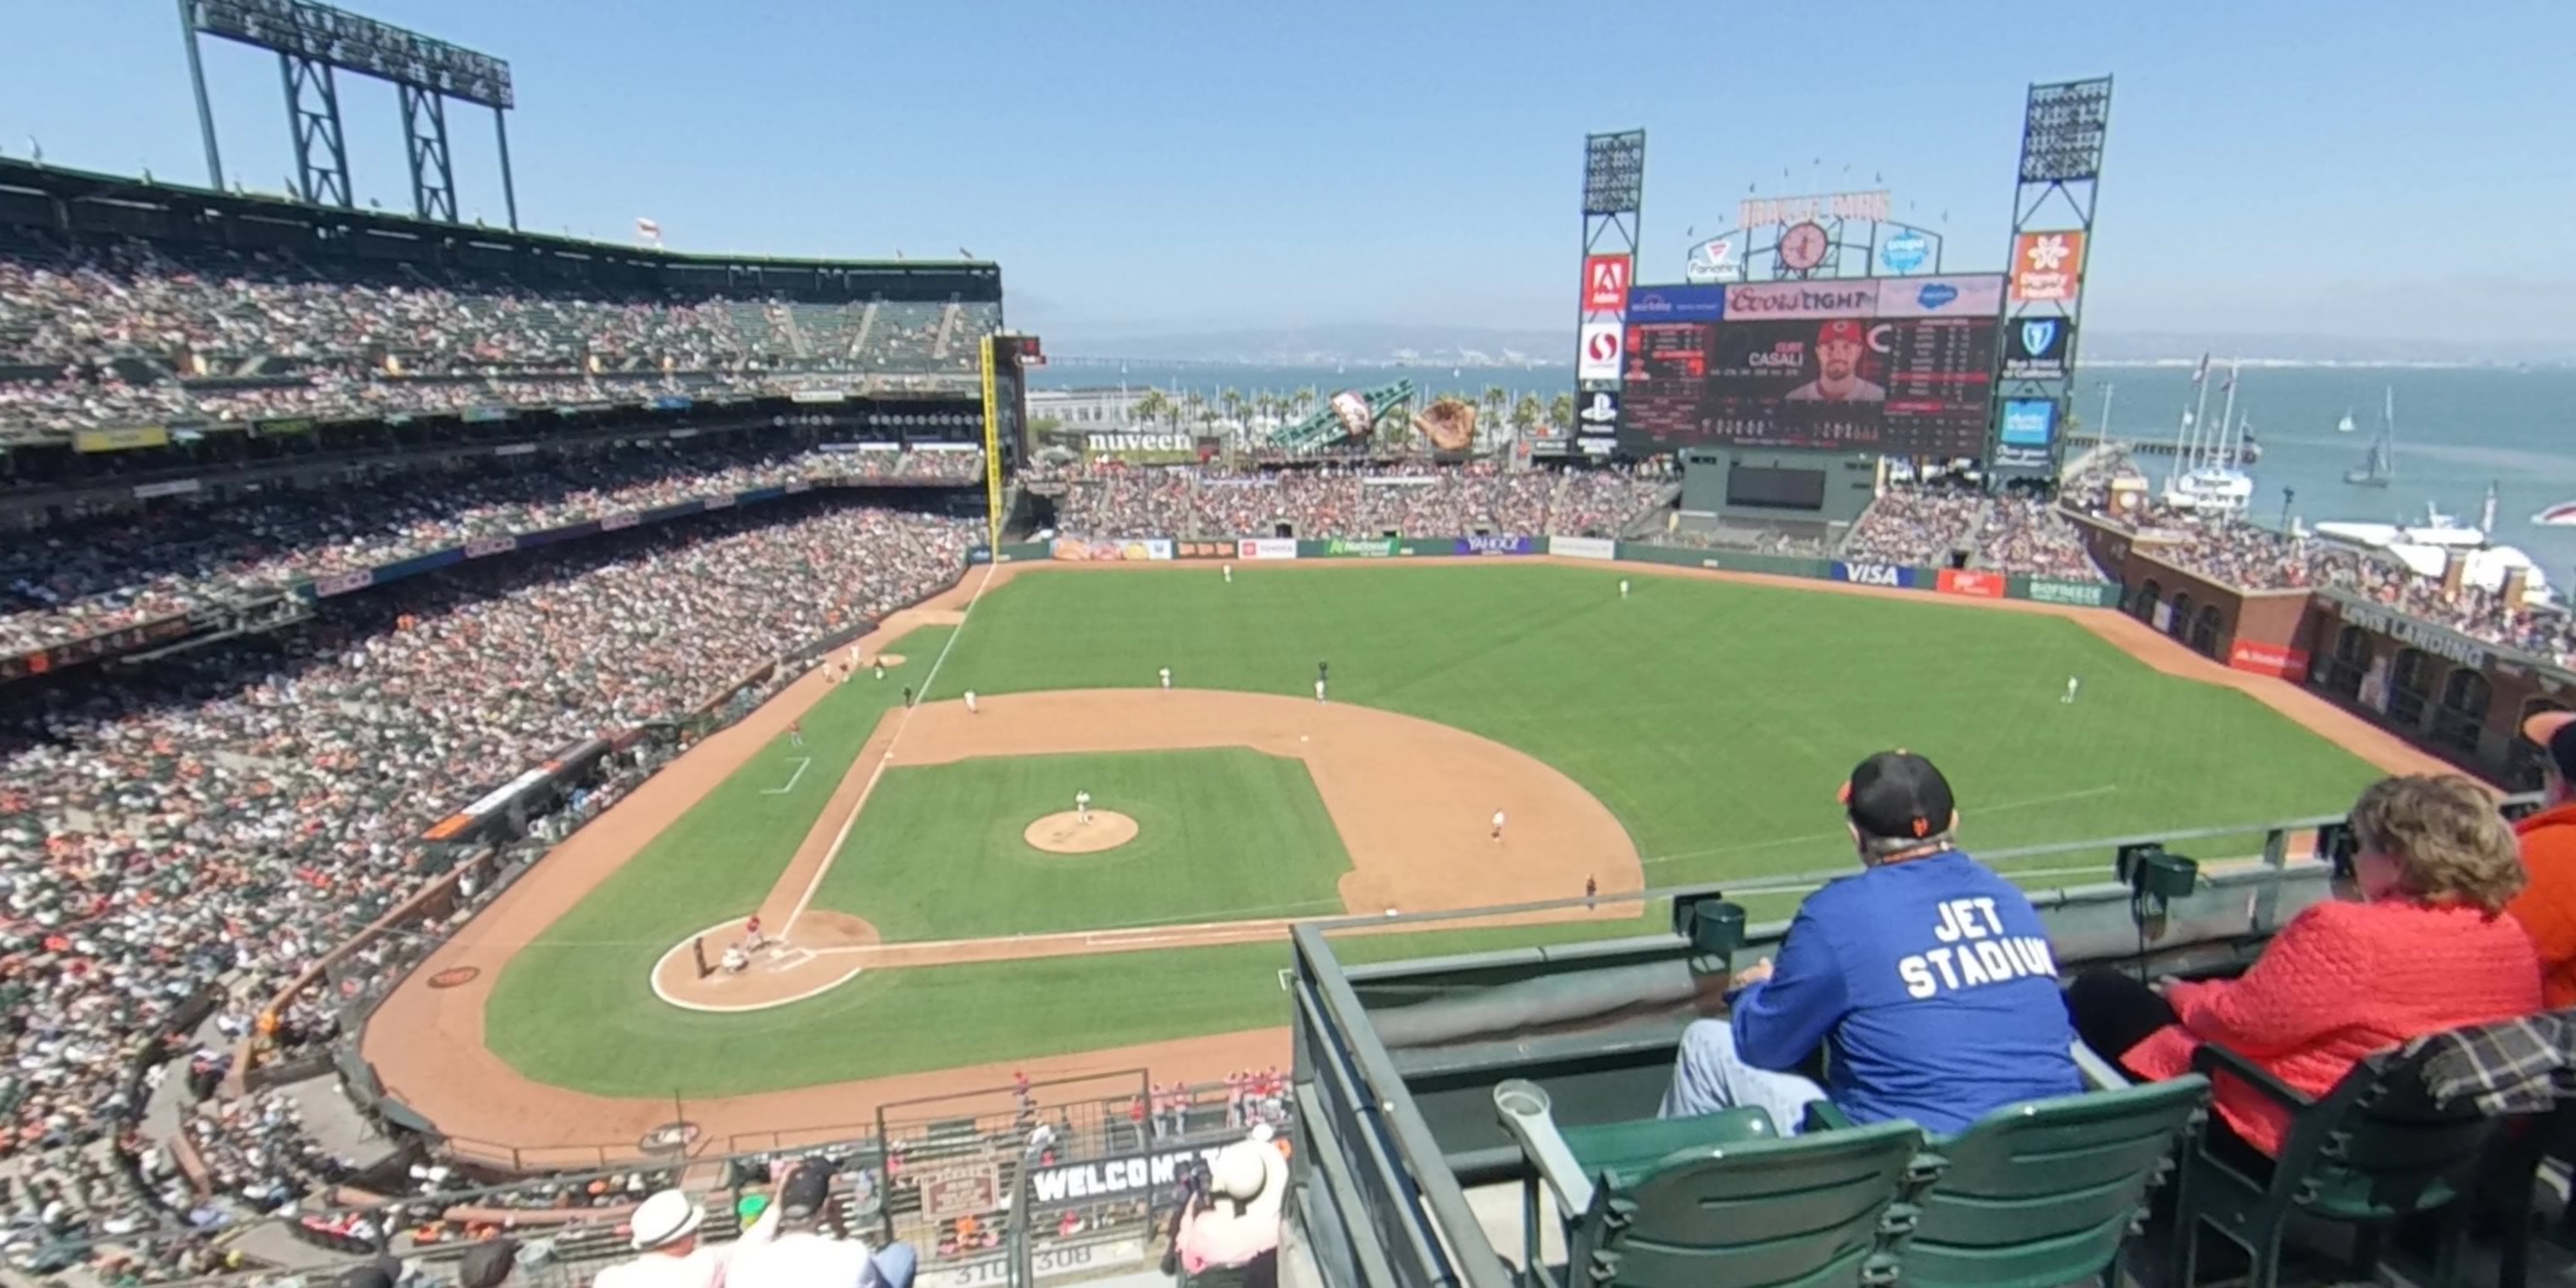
781, 559, 998, 930
762, 757, 813, 795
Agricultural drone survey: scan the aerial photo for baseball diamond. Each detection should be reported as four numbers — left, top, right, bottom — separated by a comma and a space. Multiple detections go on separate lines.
358, 556, 2439, 1152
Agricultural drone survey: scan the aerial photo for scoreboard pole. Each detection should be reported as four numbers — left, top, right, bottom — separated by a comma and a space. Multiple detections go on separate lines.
980, 335, 1003, 551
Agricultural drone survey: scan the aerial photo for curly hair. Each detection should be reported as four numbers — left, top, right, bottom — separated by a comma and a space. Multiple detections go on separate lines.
2346, 774, 2526, 915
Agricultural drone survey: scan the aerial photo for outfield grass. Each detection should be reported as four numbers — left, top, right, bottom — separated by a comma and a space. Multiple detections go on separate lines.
483, 564, 2385, 1096
808, 748, 1352, 939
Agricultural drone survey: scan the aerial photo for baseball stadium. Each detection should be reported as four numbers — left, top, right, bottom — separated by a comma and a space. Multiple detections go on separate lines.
3, 9, 2573, 1288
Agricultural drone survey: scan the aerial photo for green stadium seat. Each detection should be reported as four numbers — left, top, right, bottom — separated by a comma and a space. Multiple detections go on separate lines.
1900, 1074, 2210, 1288
2172, 1041, 2505, 1288
1493, 1078, 1924, 1288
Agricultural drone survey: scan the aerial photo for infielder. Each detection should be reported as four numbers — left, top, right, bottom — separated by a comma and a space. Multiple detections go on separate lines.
874, 659, 886, 680
964, 689, 980, 714
788, 719, 804, 748
1159, 666, 1173, 690
1313, 677, 1327, 704
1491, 809, 1507, 842
2062, 676, 2080, 704
1075, 790, 1093, 824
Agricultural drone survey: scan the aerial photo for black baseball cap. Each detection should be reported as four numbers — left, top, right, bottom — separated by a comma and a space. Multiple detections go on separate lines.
778, 1164, 834, 1219
1840, 751, 1957, 842
2523, 710, 2576, 780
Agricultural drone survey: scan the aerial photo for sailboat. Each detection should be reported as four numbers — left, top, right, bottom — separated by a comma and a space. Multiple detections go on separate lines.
2162, 359, 2255, 513
2335, 408, 2357, 434
2345, 386, 2395, 488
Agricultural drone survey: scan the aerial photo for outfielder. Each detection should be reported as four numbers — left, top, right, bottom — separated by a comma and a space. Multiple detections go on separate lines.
1223, 564, 1233, 583
1620, 579, 1631, 599
1075, 790, 1093, 824
2062, 676, 2080, 704
1159, 666, 1173, 690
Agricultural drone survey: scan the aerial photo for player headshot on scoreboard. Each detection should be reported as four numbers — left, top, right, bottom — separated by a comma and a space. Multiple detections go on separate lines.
1784, 319, 1886, 403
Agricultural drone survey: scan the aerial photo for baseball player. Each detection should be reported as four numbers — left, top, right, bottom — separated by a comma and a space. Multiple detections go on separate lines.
1585, 876, 1598, 910
2062, 675, 2081, 704
1313, 677, 1327, 704
874, 659, 886, 680
902, 685, 914, 708
1491, 809, 1507, 842
743, 915, 764, 950
1159, 666, 1173, 690
964, 689, 980, 714
1223, 564, 1233, 584
1075, 791, 1093, 824
1619, 579, 1631, 599
788, 719, 804, 748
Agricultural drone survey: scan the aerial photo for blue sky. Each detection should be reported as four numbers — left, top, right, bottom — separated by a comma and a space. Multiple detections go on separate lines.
4, 2, 2570, 347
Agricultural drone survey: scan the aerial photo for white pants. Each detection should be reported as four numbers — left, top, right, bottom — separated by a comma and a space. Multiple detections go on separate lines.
1659, 1019, 1828, 1134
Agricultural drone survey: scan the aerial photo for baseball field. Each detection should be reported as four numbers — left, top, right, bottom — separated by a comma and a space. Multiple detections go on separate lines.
364, 558, 2447, 1152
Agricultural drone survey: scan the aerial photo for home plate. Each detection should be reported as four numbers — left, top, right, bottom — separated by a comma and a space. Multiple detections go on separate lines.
768, 947, 816, 971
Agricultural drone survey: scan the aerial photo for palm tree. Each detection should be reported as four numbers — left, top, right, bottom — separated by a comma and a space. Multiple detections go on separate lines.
1219, 387, 1244, 431
1292, 386, 1319, 419
1512, 394, 1542, 445
1130, 388, 1171, 430
1253, 391, 1279, 429
1482, 385, 1509, 427
1181, 390, 1208, 433
1548, 392, 1574, 434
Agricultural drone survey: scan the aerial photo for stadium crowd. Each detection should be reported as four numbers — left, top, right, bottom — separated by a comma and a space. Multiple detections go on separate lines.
0, 495, 978, 1269
1052, 462, 1668, 540
0, 239, 1001, 437
0, 441, 982, 659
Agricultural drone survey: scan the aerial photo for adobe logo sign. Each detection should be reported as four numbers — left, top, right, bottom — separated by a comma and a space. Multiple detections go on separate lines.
1581, 253, 1631, 313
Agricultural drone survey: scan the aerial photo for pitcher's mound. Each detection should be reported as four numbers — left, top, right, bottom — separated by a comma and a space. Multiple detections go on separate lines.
871, 654, 907, 668
1024, 810, 1139, 855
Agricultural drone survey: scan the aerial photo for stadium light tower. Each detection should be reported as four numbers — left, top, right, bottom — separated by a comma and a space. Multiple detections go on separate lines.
1991, 76, 2112, 480
1571, 130, 1645, 459
175, 0, 519, 227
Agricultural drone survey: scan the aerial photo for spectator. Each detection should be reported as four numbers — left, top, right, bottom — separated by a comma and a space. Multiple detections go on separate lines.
728, 1163, 915, 1288
1170, 1128, 1287, 1286
457, 1238, 523, 1288
2509, 712, 2576, 1008
597, 1188, 774, 1288
1658, 751, 2081, 1134
2064, 774, 2540, 1158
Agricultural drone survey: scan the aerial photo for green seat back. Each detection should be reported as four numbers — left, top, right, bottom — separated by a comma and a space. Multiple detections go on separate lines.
1902, 1075, 2210, 1288
1562, 1106, 1779, 1191
2290, 1051, 2501, 1222
1574, 1119, 1922, 1288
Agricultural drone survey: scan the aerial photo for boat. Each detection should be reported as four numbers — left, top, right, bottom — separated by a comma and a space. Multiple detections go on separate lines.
2344, 386, 2395, 487
2334, 408, 2356, 434
2534, 498, 2576, 527
2160, 358, 2254, 514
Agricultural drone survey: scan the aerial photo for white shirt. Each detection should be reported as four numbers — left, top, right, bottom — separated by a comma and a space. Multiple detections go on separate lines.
1160, 669, 1172, 686
1077, 792, 1091, 808
728, 1230, 885, 1288
595, 1207, 778, 1288
1491, 812, 1506, 829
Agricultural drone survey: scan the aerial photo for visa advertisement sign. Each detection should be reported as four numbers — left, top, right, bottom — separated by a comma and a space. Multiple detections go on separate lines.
1624, 284, 1727, 321
1833, 562, 1918, 589
1872, 274, 2006, 319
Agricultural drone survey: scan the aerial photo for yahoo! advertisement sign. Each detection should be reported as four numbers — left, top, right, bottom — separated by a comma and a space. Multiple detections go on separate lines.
1624, 284, 1727, 321
1455, 535, 1535, 556
1724, 280, 1881, 320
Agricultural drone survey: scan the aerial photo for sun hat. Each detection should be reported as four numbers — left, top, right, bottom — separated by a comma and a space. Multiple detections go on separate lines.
628, 1190, 704, 1251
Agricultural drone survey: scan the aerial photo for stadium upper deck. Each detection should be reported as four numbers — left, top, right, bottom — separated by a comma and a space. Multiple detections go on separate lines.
0, 159, 1001, 446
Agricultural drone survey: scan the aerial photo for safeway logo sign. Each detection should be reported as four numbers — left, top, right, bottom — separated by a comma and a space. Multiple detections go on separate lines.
1577, 322, 1624, 380
1582, 253, 1632, 313
2010, 230, 2085, 303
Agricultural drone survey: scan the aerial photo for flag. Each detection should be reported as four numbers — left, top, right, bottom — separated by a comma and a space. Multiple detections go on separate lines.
2191, 353, 2211, 385
635, 217, 662, 242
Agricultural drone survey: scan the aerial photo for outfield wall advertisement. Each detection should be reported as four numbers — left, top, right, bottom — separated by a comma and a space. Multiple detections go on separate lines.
1050, 538, 1174, 562
1237, 538, 1298, 560
1551, 536, 1618, 560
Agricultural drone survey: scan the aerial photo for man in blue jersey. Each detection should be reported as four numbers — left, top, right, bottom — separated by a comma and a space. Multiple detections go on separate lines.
1660, 750, 2081, 1135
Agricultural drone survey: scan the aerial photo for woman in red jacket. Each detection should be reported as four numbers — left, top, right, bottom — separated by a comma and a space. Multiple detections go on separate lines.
2066, 774, 2540, 1158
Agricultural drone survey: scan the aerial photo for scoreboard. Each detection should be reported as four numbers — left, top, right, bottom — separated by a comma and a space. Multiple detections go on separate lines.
1617, 275, 2002, 459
